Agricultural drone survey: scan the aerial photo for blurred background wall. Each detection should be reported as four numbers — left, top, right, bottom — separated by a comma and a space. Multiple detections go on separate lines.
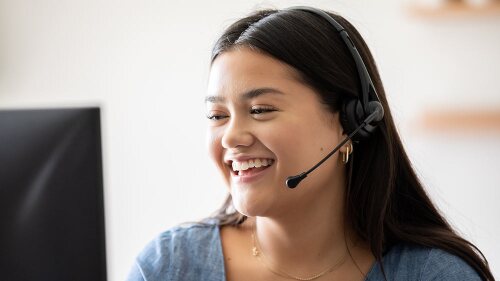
0, 0, 499, 280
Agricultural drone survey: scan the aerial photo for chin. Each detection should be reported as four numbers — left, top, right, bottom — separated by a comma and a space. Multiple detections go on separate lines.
231, 194, 271, 218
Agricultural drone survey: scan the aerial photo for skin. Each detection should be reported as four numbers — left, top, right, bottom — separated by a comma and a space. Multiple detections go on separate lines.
206, 47, 374, 281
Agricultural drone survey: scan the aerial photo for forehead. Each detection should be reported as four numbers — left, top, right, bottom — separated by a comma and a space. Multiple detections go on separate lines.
207, 48, 303, 100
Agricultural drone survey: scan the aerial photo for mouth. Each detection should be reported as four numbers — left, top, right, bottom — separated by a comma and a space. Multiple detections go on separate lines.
232, 164, 272, 176
227, 159, 275, 178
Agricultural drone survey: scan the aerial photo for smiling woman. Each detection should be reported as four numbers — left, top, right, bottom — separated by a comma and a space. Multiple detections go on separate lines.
205, 49, 348, 221
126, 6, 494, 281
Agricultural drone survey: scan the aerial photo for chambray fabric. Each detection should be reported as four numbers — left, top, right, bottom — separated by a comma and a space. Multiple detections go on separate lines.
127, 222, 482, 281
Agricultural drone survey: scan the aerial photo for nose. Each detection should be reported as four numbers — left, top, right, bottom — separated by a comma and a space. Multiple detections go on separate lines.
221, 117, 254, 149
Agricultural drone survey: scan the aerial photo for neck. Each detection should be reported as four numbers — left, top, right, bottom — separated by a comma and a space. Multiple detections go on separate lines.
248, 181, 351, 274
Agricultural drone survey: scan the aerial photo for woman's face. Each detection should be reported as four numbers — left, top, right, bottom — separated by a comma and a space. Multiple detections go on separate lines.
206, 48, 347, 218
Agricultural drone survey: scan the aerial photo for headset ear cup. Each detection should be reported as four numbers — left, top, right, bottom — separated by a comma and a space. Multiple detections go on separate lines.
340, 98, 376, 141
340, 98, 360, 139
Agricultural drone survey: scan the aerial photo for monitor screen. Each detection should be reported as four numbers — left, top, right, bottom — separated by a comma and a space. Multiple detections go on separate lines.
0, 107, 107, 281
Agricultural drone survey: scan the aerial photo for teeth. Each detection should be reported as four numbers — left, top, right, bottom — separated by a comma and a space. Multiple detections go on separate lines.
230, 158, 274, 172
241, 162, 249, 170
232, 161, 239, 171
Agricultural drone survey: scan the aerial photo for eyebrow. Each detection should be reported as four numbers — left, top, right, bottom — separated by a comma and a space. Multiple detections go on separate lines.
204, 87, 285, 104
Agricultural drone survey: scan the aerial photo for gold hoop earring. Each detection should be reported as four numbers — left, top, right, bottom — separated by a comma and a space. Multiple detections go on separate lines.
342, 143, 353, 164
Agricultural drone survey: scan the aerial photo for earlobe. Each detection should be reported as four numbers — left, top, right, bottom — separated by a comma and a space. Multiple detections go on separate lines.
339, 141, 353, 154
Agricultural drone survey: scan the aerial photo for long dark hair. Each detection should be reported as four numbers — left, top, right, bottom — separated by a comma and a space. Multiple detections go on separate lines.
208, 8, 494, 281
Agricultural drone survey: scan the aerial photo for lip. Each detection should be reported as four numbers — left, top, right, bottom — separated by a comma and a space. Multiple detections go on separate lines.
230, 162, 274, 184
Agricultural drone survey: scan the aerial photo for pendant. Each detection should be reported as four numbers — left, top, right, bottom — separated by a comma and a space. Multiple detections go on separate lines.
252, 246, 260, 256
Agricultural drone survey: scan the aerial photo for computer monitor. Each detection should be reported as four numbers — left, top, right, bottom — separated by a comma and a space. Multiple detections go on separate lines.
0, 107, 107, 281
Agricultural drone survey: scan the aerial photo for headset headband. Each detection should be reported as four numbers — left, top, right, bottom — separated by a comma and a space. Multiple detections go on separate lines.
286, 6, 382, 111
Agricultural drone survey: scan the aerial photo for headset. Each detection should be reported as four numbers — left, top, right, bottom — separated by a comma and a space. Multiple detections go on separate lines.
285, 7, 385, 188
289, 6, 384, 141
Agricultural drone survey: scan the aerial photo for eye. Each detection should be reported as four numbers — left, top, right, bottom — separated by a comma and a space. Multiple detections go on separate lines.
206, 113, 228, 121
206, 110, 228, 121
250, 106, 277, 115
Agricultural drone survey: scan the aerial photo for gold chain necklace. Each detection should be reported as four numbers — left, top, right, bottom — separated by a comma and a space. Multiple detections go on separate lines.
251, 221, 349, 281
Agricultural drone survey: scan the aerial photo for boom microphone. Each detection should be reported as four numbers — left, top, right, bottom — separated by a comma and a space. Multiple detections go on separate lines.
285, 103, 383, 188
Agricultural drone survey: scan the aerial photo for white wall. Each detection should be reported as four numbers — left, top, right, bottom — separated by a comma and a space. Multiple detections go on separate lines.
0, 0, 498, 280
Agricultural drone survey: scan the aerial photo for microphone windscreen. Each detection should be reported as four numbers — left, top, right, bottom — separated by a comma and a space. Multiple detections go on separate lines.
286, 173, 307, 189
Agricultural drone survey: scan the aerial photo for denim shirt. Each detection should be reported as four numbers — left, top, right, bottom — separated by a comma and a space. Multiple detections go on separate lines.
126, 222, 482, 281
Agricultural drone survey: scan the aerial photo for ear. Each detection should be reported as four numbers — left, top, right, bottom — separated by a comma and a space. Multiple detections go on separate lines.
326, 111, 353, 154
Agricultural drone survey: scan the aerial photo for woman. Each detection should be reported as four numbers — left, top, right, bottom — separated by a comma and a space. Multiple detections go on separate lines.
127, 7, 494, 281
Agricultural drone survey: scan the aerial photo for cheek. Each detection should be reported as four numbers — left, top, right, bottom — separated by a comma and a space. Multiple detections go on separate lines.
206, 130, 222, 166
257, 125, 301, 172
206, 129, 234, 190
267, 117, 338, 173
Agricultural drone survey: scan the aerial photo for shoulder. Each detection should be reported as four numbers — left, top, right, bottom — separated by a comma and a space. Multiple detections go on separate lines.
137, 221, 221, 268
366, 243, 482, 281
419, 246, 483, 281
127, 220, 225, 281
